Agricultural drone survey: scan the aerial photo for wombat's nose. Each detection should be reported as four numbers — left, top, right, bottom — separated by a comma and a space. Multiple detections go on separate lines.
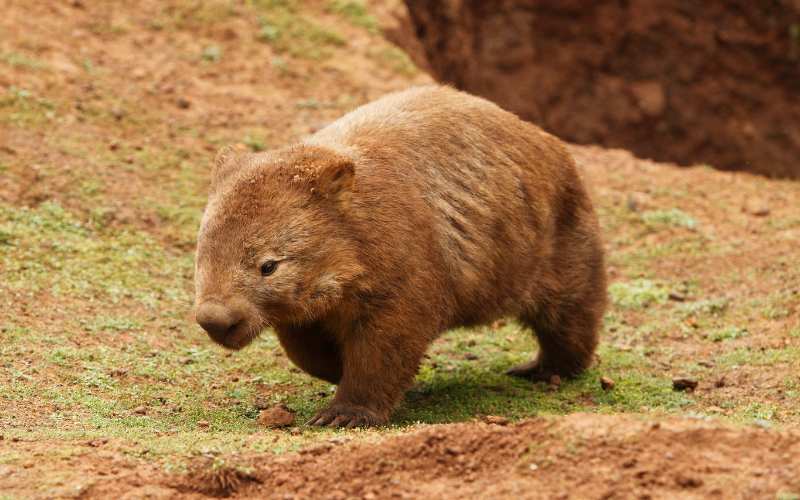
195, 302, 242, 339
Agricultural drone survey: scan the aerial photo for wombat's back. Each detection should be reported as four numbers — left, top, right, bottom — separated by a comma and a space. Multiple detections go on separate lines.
306, 85, 599, 326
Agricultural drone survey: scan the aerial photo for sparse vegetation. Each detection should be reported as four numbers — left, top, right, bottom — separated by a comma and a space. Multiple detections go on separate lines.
1, 1, 798, 497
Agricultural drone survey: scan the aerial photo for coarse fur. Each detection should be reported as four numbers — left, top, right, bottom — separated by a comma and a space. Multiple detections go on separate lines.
194, 85, 607, 427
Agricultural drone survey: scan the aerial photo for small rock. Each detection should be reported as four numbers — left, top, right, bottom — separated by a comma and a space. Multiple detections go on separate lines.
600, 376, 615, 391
672, 378, 699, 392
300, 443, 333, 456
714, 377, 726, 388
258, 404, 295, 428
549, 375, 562, 387
626, 191, 652, 212
197, 420, 210, 429
675, 474, 703, 488
464, 353, 479, 361
132, 406, 147, 415
176, 97, 192, 109
742, 197, 770, 217
87, 438, 108, 447
483, 415, 510, 426
668, 291, 687, 302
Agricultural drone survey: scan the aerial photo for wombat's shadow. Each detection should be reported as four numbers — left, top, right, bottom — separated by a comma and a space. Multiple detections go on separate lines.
391, 367, 586, 425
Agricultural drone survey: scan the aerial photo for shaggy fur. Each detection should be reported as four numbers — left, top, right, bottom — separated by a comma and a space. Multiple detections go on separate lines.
194, 85, 607, 427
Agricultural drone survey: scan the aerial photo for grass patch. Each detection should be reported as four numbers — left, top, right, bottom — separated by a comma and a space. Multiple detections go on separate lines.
254, 0, 345, 59
0, 50, 49, 70
326, 0, 378, 33
609, 279, 669, 309
0, 86, 57, 126
641, 208, 697, 230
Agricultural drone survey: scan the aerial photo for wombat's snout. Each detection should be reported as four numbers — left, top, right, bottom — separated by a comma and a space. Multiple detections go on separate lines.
195, 301, 243, 343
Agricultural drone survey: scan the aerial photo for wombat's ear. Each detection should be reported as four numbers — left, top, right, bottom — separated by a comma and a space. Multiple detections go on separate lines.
315, 158, 355, 207
211, 145, 242, 190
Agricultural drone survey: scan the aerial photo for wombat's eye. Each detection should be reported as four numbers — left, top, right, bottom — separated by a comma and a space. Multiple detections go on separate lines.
260, 260, 278, 277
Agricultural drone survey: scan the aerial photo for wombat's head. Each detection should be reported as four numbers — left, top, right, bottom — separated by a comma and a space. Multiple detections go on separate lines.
193, 145, 363, 349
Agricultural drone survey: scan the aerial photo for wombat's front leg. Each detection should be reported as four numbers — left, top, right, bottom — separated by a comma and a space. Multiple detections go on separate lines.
275, 324, 342, 384
307, 320, 428, 428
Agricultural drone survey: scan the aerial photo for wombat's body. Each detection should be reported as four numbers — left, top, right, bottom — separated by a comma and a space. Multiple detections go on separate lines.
194, 85, 607, 427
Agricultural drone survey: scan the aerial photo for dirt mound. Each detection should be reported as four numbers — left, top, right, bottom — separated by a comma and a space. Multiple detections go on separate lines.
81, 414, 800, 499
384, 1, 800, 178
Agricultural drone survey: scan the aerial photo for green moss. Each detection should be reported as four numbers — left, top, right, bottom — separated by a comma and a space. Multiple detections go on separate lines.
609, 279, 669, 309
0, 86, 57, 127
254, 0, 345, 59
641, 208, 697, 230
708, 325, 748, 342
0, 51, 49, 70
326, 0, 378, 33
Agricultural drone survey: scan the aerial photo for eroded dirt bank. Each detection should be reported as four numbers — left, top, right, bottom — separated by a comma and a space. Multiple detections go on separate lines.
76, 413, 800, 499
385, 0, 800, 178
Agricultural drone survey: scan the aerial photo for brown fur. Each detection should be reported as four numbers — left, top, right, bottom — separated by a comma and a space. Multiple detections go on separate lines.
194, 85, 607, 427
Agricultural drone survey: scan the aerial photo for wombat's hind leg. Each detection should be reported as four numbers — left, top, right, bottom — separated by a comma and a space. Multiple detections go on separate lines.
507, 298, 601, 382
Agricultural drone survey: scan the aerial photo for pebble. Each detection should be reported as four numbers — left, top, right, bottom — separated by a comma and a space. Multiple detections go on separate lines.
483, 415, 510, 426
672, 378, 699, 392
600, 376, 615, 391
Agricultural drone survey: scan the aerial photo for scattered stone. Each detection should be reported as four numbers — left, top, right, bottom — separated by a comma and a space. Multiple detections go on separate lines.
257, 404, 295, 428
300, 443, 333, 456
197, 420, 210, 429
672, 378, 699, 392
600, 376, 615, 391
675, 474, 704, 488
132, 406, 147, 415
483, 415, 510, 426
742, 197, 770, 217
668, 291, 687, 302
626, 191, 652, 212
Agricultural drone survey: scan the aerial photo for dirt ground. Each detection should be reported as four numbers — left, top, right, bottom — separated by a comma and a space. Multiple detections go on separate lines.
1, 1, 799, 499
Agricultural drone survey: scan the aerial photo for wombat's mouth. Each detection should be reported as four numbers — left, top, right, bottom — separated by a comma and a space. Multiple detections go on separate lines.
210, 321, 262, 351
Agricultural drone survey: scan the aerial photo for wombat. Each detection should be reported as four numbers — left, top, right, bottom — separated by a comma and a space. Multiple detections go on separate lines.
194, 85, 607, 427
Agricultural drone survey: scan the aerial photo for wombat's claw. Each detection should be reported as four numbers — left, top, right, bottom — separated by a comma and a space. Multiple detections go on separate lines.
307, 405, 383, 428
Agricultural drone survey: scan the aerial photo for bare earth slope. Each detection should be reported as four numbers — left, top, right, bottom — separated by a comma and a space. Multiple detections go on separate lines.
0, 1, 798, 499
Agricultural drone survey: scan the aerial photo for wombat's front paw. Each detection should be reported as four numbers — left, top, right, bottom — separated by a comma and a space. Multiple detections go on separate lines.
307, 404, 386, 428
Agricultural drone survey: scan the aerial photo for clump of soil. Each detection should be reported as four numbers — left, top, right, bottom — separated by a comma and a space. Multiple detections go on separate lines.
257, 404, 296, 428
385, 1, 800, 178
181, 463, 260, 498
